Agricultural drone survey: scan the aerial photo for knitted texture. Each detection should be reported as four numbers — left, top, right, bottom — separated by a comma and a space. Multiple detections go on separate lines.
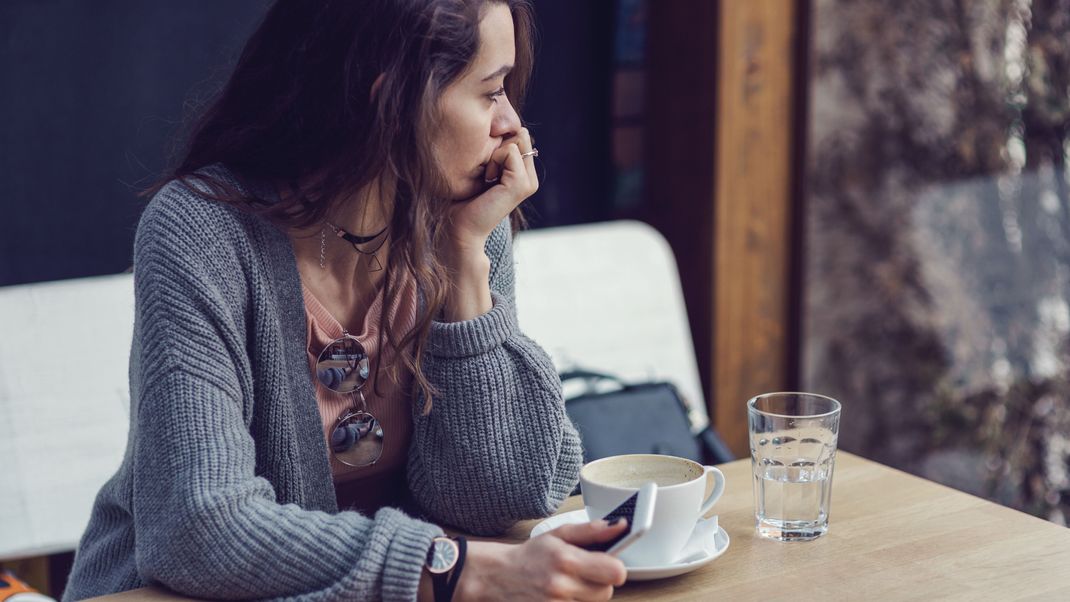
62, 165, 583, 601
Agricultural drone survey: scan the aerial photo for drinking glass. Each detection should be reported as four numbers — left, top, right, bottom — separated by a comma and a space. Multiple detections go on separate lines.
748, 392, 841, 541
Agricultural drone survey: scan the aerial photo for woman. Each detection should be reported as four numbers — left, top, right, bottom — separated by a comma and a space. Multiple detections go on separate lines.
63, 1, 629, 600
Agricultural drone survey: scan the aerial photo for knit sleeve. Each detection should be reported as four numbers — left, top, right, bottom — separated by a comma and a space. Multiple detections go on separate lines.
128, 195, 441, 601
406, 219, 584, 536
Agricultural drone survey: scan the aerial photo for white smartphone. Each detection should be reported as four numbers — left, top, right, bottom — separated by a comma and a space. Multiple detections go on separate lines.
585, 481, 657, 556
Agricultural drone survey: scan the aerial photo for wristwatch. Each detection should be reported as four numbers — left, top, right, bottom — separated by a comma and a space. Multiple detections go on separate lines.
425, 535, 467, 602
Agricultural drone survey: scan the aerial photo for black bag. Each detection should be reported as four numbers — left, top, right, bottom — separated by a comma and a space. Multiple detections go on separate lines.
561, 370, 735, 466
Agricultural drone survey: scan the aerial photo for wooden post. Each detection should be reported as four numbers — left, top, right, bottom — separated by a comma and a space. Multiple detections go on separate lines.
642, 0, 804, 458
713, 0, 801, 456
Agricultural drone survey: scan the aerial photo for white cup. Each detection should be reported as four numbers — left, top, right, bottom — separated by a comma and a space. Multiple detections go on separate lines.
580, 454, 726, 567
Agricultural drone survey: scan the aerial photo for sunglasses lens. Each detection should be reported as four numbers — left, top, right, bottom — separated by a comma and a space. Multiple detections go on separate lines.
331, 411, 384, 467
316, 336, 370, 393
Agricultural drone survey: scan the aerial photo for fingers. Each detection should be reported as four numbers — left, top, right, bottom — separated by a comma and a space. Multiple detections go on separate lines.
483, 143, 510, 183
515, 127, 539, 172
550, 520, 629, 588
484, 143, 516, 183
480, 146, 536, 215
550, 518, 628, 547
483, 128, 539, 194
483, 130, 523, 183
573, 581, 616, 602
541, 540, 626, 599
512, 127, 538, 184
572, 550, 627, 588
516, 531, 627, 602
501, 143, 528, 191
545, 573, 616, 602
516, 128, 539, 190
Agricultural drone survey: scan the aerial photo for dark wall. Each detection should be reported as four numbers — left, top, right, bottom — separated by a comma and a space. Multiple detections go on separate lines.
522, 0, 615, 228
0, 0, 614, 287
1, 1, 270, 286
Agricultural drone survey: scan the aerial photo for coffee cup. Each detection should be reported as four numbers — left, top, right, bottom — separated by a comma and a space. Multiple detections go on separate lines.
580, 454, 725, 567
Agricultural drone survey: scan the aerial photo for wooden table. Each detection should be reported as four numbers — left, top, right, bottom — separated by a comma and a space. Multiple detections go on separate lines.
93, 452, 1070, 601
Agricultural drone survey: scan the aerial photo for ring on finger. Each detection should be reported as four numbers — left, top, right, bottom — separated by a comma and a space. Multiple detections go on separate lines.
520, 148, 539, 158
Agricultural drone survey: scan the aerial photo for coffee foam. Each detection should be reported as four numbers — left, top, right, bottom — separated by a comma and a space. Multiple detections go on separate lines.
582, 455, 704, 489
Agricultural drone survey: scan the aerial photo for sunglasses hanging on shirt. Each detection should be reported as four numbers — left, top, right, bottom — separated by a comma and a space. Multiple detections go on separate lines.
316, 332, 384, 468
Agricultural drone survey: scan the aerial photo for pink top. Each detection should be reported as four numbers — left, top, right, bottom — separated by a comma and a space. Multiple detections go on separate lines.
302, 274, 418, 512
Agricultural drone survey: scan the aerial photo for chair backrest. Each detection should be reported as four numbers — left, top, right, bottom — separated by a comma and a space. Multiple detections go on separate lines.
512, 220, 708, 431
0, 274, 134, 560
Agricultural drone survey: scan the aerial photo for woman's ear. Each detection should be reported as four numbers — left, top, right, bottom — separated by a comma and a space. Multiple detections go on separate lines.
370, 73, 386, 101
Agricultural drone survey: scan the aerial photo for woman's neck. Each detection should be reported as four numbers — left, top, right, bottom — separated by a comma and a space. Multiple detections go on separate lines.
285, 177, 395, 317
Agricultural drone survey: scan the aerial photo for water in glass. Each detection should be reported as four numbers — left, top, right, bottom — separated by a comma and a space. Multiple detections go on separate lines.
751, 429, 836, 541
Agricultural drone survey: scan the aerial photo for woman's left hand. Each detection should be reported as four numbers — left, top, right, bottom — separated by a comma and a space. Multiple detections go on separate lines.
447, 127, 538, 253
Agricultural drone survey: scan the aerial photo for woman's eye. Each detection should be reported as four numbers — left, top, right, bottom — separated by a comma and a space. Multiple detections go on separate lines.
488, 86, 506, 103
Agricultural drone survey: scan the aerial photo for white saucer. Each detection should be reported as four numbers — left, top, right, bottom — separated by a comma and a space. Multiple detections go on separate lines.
529, 509, 731, 581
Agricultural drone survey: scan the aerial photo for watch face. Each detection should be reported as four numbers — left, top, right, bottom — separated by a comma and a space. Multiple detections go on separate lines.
428, 538, 459, 574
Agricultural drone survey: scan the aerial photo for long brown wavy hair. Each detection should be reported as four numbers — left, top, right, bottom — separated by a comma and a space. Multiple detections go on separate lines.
140, 0, 534, 412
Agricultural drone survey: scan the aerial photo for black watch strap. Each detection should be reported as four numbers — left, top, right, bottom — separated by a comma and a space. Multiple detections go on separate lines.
431, 536, 467, 602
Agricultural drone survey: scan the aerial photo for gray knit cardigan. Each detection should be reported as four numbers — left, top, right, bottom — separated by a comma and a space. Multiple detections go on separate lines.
62, 165, 583, 601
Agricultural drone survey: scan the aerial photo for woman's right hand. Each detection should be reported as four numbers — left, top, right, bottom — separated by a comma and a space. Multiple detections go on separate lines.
455, 520, 629, 601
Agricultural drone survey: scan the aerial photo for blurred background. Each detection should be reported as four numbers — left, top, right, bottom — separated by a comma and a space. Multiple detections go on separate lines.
3, 0, 1070, 596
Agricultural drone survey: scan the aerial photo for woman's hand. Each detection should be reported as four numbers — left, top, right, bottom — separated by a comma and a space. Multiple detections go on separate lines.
454, 520, 629, 601
438, 128, 537, 321
446, 127, 538, 254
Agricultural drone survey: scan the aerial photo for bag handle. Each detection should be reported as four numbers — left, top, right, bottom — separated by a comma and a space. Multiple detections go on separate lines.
558, 369, 627, 386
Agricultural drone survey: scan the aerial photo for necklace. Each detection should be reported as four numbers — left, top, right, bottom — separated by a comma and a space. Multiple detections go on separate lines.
321, 222, 390, 272
327, 222, 389, 245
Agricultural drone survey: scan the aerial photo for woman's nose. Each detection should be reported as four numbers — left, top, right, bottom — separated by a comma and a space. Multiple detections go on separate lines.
491, 97, 521, 138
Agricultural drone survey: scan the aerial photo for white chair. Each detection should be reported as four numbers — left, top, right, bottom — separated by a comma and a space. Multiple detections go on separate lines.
513, 220, 709, 432
0, 274, 134, 561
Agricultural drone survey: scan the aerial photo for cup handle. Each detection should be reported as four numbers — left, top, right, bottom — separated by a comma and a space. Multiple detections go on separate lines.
698, 466, 726, 516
